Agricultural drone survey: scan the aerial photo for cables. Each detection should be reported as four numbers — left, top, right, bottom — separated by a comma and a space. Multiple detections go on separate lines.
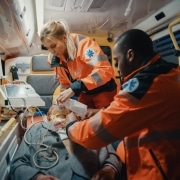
20, 106, 46, 131
24, 121, 59, 169
33, 145, 59, 169
21, 105, 71, 169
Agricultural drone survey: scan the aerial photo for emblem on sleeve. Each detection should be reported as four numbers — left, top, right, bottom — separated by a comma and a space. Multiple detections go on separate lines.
122, 78, 139, 92
85, 48, 95, 59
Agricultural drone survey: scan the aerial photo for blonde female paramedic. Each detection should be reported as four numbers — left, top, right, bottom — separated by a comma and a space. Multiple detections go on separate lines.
40, 20, 118, 108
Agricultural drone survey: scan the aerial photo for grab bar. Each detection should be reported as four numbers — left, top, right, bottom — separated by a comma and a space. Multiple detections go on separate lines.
168, 14, 180, 65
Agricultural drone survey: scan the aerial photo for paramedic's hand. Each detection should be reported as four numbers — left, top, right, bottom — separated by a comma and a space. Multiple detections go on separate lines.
85, 108, 100, 118
35, 174, 60, 180
91, 165, 116, 180
66, 112, 78, 125
57, 88, 75, 103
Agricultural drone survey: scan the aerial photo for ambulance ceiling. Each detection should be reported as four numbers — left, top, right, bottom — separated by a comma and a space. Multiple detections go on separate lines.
36, 0, 177, 37
0, 0, 179, 57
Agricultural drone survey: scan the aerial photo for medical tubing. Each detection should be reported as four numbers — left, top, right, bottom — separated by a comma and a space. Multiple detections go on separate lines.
24, 122, 59, 169
33, 146, 59, 169
20, 106, 46, 130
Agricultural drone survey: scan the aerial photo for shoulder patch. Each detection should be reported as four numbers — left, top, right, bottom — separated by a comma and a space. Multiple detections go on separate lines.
122, 78, 139, 92
85, 48, 95, 59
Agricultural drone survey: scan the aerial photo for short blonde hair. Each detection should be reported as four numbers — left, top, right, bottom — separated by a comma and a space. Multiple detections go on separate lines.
40, 20, 77, 60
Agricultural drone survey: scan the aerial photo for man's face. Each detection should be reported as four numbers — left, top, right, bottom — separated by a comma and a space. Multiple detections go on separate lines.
113, 43, 130, 78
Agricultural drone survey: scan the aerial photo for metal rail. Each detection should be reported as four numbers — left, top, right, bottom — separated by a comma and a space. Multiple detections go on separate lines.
168, 14, 180, 65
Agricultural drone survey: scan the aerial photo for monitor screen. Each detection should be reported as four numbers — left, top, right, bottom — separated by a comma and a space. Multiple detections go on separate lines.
5, 85, 27, 97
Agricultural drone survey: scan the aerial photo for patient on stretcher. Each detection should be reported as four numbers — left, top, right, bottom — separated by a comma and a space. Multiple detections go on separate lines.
10, 104, 122, 180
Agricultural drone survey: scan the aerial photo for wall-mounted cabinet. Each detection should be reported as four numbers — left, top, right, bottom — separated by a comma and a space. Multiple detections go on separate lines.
0, 0, 38, 56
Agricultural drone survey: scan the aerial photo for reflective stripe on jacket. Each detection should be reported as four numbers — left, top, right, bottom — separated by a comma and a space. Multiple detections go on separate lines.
67, 55, 180, 179
54, 33, 117, 96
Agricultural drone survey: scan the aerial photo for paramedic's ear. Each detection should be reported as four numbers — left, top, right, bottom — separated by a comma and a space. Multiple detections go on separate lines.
126, 49, 134, 62
62, 34, 67, 43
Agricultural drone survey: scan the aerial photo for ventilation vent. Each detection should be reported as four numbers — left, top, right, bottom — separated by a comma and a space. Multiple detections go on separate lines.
65, 0, 93, 12
45, 0, 111, 12
90, 0, 106, 9
45, 0, 66, 11
153, 29, 180, 64
51, 0, 66, 7
88, 0, 112, 12
46, 0, 93, 12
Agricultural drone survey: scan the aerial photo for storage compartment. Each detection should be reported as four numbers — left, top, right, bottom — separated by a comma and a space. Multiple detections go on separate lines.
0, 122, 22, 180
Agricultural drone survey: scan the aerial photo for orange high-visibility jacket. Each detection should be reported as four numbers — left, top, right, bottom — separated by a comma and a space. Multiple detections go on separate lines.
52, 33, 117, 96
67, 54, 180, 180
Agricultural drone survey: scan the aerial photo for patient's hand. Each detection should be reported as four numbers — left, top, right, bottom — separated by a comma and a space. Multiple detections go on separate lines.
35, 174, 59, 180
91, 165, 116, 180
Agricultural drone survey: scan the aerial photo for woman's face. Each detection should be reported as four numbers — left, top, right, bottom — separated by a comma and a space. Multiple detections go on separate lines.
42, 36, 66, 58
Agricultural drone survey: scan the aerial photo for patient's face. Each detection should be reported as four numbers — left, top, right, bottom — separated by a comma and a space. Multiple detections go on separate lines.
47, 104, 69, 129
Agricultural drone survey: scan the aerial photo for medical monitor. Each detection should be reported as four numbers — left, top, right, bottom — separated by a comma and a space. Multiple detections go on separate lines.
0, 84, 45, 108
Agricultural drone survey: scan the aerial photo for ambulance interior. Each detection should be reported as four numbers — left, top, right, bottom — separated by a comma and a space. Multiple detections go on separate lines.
0, 0, 180, 179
